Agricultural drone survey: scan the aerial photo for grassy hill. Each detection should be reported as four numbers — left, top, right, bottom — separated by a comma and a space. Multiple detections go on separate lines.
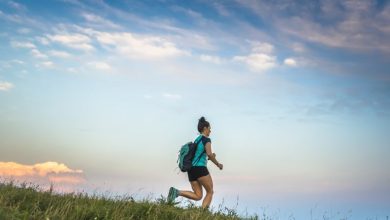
0, 181, 257, 220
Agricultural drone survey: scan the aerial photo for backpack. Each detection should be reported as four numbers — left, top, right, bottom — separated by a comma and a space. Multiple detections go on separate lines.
177, 137, 205, 172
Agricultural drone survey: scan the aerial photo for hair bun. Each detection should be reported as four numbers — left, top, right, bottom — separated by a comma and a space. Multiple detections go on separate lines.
197, 116, 210, 133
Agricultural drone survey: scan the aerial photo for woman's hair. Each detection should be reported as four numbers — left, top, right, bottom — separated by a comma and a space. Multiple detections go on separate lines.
197, 116, 210, 133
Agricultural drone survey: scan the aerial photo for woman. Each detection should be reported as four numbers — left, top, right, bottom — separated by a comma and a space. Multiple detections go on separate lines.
168, 116, 223, 209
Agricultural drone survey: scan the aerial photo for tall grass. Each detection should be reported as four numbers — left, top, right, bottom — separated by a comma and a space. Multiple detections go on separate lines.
0, 181, 257, 220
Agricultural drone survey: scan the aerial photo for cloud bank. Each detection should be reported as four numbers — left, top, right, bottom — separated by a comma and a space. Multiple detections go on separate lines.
0, 161, 85, 191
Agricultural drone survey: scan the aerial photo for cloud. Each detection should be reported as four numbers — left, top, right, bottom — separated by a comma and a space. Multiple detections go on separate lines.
17, 27, 30, 34
95, 31, 189, 59
11, 41, 49, 59
233, 42, 278, 72
11, 59, 24, 64
46, 33, 94, 51
171, 6, 203, 20
291, 42, 306, 53
250, 41, 274, 54
0, 81, 14, 91
10, 41, 36, 49
8, 1, 27, 11
278, 3, 390, 53
31, 48, 48, 59
48, 50, 72, 58
81, 12, 121, 29
36, 37, 50, 45
212, 2, 230, 17
0, 161, 85, 185
234, 0, 390, 55
40, 61, 54, 68
284, 58, 297, 67
162, 93, 182, 100
234, 53, 277, 72
87, 61, 111, 71
200, 54, 223, 64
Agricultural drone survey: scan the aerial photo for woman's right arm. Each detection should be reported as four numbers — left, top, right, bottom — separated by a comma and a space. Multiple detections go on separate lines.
205, 142, 223, 170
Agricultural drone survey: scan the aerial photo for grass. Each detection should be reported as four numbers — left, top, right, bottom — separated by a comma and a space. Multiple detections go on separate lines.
0, 181, 257, 220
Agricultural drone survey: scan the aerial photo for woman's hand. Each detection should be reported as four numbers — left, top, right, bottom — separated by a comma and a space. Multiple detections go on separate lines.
217, 163, 223, 170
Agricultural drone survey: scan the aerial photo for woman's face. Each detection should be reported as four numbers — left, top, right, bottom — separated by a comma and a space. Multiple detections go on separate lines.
204, 126, 211, 136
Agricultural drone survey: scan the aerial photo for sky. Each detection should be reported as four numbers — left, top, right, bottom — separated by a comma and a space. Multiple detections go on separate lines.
0, 0, 389, 219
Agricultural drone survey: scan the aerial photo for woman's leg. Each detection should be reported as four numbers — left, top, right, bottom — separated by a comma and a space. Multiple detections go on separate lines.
197, 174, 214, 208
179, 180, 203, 201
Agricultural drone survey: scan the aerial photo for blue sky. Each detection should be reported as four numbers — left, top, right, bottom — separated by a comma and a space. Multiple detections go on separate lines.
0, 0, 389, 219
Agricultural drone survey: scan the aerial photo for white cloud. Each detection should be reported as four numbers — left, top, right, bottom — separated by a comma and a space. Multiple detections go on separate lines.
31, 48, 48, 59
0, 81, 14, 91
233, 42, 278, 72
284, 58, 297, 67
95, 32, 189, 59
87, 61, 111, 71
200, 54, 223, 64
234, 53, 277, 72
162, 93, 182, 100
250, 41, 274, 54
47, 33, 94, 51
11, 41, 36, 49
41, 61, 54, 68
49, 50, 72, 58
81, 12, 121, 29
11, 41, 49, 59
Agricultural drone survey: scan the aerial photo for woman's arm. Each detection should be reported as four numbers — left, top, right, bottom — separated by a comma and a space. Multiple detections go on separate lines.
205, 142, 223, 170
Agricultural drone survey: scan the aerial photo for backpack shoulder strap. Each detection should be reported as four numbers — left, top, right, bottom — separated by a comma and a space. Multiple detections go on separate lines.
192, 136, 207, 165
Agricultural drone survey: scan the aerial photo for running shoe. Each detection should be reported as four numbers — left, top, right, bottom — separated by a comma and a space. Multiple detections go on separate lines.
167, 186, 179, 202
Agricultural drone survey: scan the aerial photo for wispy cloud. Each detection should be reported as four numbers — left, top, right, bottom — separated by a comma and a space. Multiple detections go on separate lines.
17, 27, 30, 34
40, 61, 54, 68
240, 0, 390, 53
162, 93, 182, 101
95, 31, 189, 59
46, 33, 94, 51
87, 61, 111, 71
31, 48, 48, 59
48, 50, 72, 58
8, 1, 27, 11
0, 81, 14, 91
200, 54, 223, 64
81, 12, 121, 29
10, 41, 36, 49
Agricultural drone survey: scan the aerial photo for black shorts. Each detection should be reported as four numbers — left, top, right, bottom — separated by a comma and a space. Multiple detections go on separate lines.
188, 166, 209, 182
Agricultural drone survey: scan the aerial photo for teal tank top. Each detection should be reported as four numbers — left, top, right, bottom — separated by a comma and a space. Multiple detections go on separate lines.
192, 135, 211, 167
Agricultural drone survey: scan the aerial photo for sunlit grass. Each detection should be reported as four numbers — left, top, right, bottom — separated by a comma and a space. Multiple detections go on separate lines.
0, 181, 257, 220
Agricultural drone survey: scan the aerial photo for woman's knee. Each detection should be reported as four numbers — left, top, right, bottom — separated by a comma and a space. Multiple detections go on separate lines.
206, 189, 214, 195
194, 193, 203, 201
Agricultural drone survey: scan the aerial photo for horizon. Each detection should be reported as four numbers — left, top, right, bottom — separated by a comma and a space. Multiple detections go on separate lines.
0, 0, 389, 219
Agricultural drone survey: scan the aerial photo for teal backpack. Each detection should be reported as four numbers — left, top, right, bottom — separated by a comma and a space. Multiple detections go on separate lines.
178, 137, 205, 172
